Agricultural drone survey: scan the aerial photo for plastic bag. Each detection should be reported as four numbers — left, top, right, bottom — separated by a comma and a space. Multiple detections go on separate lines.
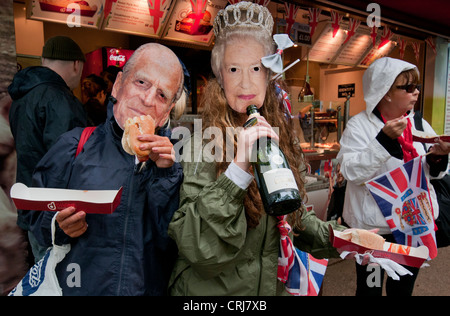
9, 213, 70, 296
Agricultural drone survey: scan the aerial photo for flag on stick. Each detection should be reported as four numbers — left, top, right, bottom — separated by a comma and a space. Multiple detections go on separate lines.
365, 157, 437, 259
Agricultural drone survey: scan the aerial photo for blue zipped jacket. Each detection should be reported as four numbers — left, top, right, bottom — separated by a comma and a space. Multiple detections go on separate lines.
28, 102, 183, 295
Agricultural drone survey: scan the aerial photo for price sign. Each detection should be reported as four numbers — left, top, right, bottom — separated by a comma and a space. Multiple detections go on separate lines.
338, 83, 355, 98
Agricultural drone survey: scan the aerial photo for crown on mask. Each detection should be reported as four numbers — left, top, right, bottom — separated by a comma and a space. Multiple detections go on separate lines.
213, 1, 274, 38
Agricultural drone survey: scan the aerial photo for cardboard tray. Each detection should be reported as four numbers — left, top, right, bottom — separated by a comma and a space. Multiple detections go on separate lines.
10, 183, 122, 214
412, 130, 450, 144
329, 226, 429, 268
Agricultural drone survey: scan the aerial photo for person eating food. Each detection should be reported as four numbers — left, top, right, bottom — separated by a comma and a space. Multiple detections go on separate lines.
23, 43, 187, 295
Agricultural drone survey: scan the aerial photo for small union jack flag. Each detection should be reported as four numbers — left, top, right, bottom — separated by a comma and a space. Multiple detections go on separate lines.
342, 18, 360, 45
370, 25, 378, 47
148, 0, 170, 34
365, 156, 438, 259
284, 3, 299, 36
378, 27, 393, 49
330, 10, 342, 38
277, 216, 328, 296
398, 37, 407, 59
425, 37, 437, 55
308, 7, 321, 37
411, 41, 421, 62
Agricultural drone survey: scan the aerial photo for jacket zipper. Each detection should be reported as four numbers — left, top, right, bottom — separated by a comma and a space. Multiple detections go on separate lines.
116, 161, 139, 295
256, 215, 268, 295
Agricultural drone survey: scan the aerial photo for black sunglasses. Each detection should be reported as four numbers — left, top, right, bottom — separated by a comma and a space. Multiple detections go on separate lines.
396, 83, 421, 93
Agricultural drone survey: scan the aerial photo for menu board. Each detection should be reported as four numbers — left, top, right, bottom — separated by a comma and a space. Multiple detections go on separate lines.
28, 0, 103, 28
102, 0, 175, 37
308, 24, 345, 63
162, 0, 227, 46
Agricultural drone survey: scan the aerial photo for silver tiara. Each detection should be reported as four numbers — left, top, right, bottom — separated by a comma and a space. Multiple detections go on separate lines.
213, 1, 274, 38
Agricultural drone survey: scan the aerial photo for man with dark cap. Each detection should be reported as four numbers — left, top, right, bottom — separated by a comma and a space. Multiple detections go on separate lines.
8, 36, 88, 264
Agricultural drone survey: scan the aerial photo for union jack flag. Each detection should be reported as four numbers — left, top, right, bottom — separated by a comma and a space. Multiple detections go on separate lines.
411, 41, 421, 62
398, 37, 407, 59
365, 156, 437, 259
284, 3, 299, 36
342, 18, 360, 45
148, 0, 170, 34
370, 25, 378, 47
308, 8, 321, 37
378, 27, 393, 49
284, 249, 328, 296
330, 10, 342, 38
275, 83, 291, 114
425, 37, 437, 55
277, 216, 328, 296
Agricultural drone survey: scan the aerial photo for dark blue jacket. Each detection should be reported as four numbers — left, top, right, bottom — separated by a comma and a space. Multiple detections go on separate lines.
28, 103, 183, 295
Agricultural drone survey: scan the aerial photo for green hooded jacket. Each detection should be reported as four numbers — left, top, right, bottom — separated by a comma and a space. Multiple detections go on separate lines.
168, 136, 345, 296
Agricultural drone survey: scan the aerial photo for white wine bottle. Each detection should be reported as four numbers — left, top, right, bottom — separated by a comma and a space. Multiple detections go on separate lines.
244, 105, 302, 216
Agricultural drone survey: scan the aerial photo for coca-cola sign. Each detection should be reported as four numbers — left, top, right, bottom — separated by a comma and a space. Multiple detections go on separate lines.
106, 48, 134, 68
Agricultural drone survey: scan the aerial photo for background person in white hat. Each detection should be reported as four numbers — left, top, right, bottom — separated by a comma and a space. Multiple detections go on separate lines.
337, 57, 450, 295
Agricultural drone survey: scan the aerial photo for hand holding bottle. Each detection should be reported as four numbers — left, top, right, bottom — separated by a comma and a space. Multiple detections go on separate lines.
239, 105, 302, 216
234, 115, 279, 172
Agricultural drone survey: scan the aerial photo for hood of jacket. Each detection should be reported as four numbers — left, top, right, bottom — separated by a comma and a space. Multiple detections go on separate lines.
8, 66, 68, 100
363, 57, 419, 116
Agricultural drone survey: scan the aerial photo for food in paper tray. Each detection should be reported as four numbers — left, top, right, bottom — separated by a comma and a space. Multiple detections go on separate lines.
340, 228, 385, 250
10, 183, 122, 214
122, 115, 156, 162
412, 130, 450, 143
329, 226, 429, 268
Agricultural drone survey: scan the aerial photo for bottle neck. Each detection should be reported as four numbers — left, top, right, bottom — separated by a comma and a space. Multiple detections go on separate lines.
246, 105, 261, 122
248, 112, 260, 119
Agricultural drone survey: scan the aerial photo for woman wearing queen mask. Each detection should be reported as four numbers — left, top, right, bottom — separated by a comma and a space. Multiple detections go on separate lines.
168, 2, 347, 296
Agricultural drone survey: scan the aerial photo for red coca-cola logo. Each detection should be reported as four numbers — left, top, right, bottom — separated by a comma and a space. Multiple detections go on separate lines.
108, 48, 128, 67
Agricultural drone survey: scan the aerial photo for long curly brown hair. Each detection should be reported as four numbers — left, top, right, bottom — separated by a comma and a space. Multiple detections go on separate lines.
200, 77, 307, 230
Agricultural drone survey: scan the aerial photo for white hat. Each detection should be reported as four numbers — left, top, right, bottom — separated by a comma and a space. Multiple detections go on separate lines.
363, 57, 418, 115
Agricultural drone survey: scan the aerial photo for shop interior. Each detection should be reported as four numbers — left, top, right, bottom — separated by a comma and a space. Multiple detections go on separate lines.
10, 0, 450, 220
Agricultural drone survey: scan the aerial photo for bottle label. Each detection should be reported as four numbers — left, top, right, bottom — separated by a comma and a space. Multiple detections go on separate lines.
263, 168, 298, 194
